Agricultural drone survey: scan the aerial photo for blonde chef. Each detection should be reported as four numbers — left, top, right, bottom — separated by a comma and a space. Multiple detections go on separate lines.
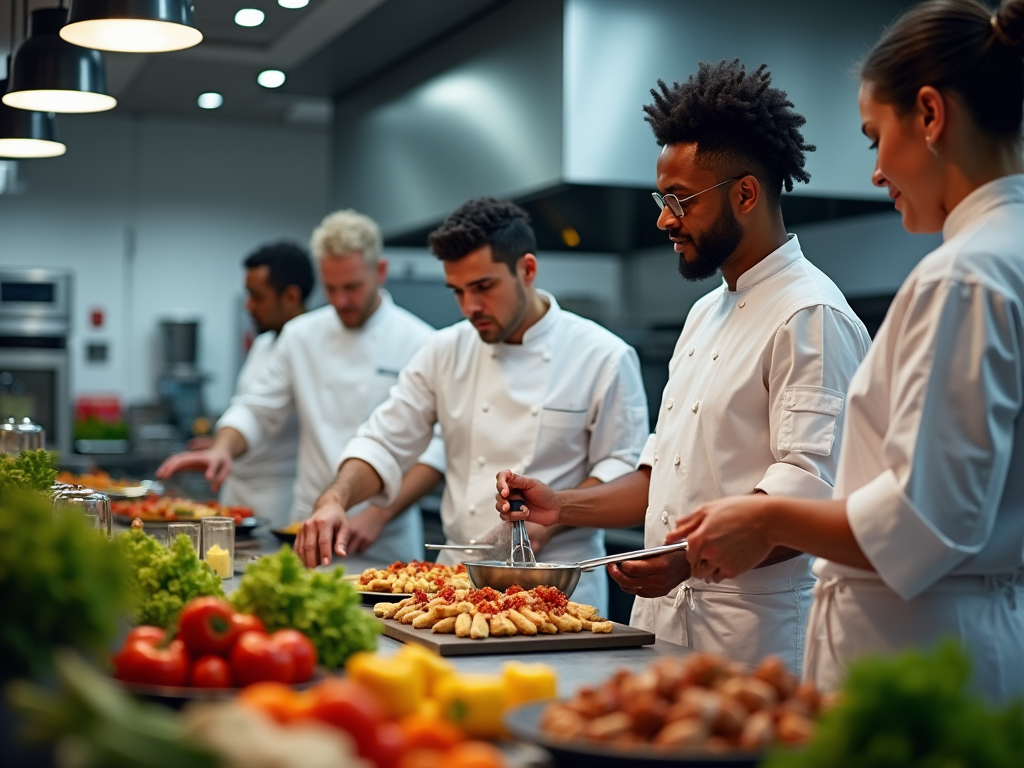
673, 0, 1024, 703
498, 61, 870, 673
159, 210, 443, 564
297, 197, 649, 615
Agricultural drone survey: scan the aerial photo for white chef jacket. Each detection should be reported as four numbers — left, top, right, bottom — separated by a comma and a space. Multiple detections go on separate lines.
810, 175, 1024, 703
340, 291, 649, 614
632, 235, 871, 673
219, 330, 298, 528
218, 291, 442, 563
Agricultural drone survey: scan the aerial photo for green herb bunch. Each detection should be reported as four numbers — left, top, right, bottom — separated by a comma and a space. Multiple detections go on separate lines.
230, 546, 381, 668
117, 529, 224, 628
0, 448, 58, 496
0, 492, 132, 682
766, 641, 1024, 768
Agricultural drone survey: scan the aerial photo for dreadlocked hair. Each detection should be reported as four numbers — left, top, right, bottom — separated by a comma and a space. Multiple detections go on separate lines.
643, 59, 815, 202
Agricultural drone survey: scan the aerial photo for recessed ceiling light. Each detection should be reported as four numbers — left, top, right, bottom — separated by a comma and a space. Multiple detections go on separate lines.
257, 70, 286, 89
234, 8, 265, 27
198, 92, 223, 109
278, 0, 309, 8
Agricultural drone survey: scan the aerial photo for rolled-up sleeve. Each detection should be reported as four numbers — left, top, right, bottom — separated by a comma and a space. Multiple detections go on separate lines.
338, 341, 441, 506
755, 304, 870, 499
587, 347, 650, 482
847, 278, 1022, 599
217, 333, 294, 452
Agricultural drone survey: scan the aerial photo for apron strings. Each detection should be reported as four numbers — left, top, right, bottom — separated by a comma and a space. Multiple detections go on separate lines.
803, 577, 842, 686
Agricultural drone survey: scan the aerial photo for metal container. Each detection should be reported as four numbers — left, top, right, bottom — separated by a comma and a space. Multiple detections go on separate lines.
464, 541, 690, 599
160, 319, 200, 372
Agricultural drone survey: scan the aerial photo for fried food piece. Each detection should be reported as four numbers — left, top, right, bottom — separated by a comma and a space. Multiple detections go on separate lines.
455, 612, 473, 638
412, 608, 443, 629
432, 617, 457, 634
470, 612, 490, 639
507, 609, 538, 635
400, 609, 425, 625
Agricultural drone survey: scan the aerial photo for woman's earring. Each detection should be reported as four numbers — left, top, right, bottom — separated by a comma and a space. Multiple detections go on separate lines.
926, 136, 939, 157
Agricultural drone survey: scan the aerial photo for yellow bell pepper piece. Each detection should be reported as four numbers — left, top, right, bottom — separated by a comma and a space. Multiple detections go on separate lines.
502, 661, 558, 708
346, 651, 425, 719
396, 643, 455, 696
435, 674, 507, 739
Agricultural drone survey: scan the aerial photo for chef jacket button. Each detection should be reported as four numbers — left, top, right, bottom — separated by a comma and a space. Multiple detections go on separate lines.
469, 504, 477, 515
542, 351, 551, 362
653, 450, 659, 464
530, 405, 539, 416
645, 506, 651, 519
478, 455, 486, 466
691, 401, 699, 413
674, 453, 681, 466
666, 399, 674, 411
711, 350, 719, 360
661, 510, 669, 525
687, 347, 695, 356
482, 403, 490, 412
738, 300, 746, 308
491, 350, 497, 358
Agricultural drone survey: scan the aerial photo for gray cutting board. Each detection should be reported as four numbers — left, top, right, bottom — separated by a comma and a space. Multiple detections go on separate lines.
377, 616, 656, 656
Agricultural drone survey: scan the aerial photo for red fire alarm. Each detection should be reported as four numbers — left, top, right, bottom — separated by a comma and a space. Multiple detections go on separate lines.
90, 308, 104, 328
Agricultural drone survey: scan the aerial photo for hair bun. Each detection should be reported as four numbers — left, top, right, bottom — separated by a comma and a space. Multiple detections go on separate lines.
993, 0, 1024, 48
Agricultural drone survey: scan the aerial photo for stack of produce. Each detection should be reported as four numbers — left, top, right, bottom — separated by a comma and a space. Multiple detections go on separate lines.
0, 448, 57, 496
230, 546, 381, 668
112, 596, 317, 688
117, 529, 225, 627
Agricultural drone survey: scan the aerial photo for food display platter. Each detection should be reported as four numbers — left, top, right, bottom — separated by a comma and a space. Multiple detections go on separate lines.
115, 668, 328, 710
375, 613, 656, 657
504, 703, 762, 768
113, 515, 265, 538
342, 575, 412, 604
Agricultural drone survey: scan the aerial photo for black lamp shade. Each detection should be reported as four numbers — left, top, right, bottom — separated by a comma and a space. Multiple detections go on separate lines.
61, 0, 203, 53
0, 80, 66, 158
4, 8, 116, 114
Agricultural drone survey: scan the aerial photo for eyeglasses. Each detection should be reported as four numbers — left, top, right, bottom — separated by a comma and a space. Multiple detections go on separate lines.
652, 177, 739, 218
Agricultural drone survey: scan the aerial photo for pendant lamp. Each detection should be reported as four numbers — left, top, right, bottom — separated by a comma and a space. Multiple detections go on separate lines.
0, 79, 65, 158
4, 8, 116, 114
60, 0, 203, 53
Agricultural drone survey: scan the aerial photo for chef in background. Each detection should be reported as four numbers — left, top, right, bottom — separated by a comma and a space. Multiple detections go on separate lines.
217, 242, 314, 527
497, 60, 870, 672
158, 209, 443, 563
296, 197, 649, 614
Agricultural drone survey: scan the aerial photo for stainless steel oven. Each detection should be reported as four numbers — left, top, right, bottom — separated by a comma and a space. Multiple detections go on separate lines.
0, 268, 72, 454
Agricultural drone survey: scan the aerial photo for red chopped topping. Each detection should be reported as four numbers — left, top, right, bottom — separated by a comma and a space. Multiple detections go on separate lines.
412, 590, 429, 604
506, 585, 524, 594
438, 585, 456, 602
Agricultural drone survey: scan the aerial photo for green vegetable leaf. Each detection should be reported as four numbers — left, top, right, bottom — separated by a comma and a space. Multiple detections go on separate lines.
230, 546, 380, 667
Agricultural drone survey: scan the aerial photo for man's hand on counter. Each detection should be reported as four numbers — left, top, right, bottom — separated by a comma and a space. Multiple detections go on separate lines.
155, 445, 234, 492
607, 551, 692, 599
495, 470, 561, 526
297, 492, 351, 567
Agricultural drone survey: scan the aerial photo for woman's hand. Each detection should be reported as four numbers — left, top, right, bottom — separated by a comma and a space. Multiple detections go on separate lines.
668, 494, 775, 582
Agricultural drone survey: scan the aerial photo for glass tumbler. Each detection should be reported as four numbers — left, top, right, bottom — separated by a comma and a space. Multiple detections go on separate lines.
53, 488, 112, 538
201, 517, 234, 579
168, 522, 201, 555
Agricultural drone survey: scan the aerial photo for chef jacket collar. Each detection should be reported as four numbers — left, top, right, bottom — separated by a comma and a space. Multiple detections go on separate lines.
943, 174, 1024, 243
514, 289, 560, 346
729, 233, 804, 293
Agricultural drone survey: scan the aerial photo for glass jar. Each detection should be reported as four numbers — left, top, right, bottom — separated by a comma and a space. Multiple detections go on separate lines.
0, 417, 45, 454
201, 517, 234, 579
53, 487, 112, 538
167, 522, 201, 555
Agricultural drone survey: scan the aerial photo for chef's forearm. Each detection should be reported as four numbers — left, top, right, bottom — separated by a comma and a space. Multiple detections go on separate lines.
212, 427, 248, 458
317, 459, 385, 512
377, 463, 443, 521
763, 497, 875, 571
555, 467, 650, 529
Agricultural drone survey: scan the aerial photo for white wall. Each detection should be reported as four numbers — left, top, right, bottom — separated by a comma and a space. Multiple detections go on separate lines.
0, 112, 330, 413
626, 211, 941, 327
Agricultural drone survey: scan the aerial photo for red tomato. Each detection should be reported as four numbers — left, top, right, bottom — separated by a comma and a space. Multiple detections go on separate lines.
178, 597, 238, 656
189, 655, 234, 688
308, 678, 387, 759
230, 630, 294, 686
113, 637, 189, 687
231, 613, 266, 636
124, 626, 167, 645
272, 629, 317, 683
370, 723, 410, 768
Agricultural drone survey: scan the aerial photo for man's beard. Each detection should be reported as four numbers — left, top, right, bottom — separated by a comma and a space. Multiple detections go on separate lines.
675, 198, 744, 281
473, 281, 529, 344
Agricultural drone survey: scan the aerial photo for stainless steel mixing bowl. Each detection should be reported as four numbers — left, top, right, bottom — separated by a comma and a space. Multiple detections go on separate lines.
463, 560, 582, 597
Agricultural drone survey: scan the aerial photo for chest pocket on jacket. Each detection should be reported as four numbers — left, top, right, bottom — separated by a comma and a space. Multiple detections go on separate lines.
778, 386, 844, 456
539, 408, 588, 430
